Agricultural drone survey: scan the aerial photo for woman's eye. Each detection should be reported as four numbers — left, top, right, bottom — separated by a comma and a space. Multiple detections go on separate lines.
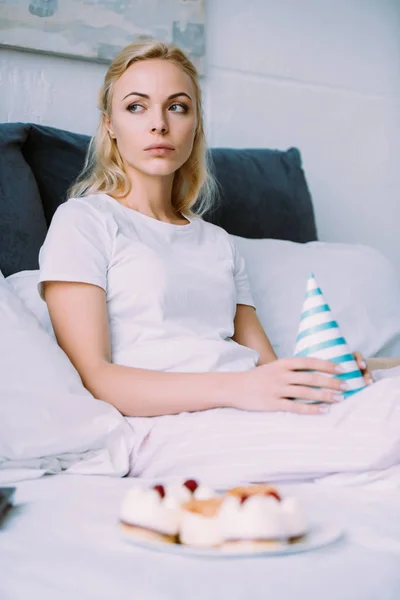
169, 103, 188, 113
127, 103, 144, 113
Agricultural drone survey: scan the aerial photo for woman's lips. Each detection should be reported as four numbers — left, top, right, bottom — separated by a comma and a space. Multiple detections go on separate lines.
145, 147, 175, 156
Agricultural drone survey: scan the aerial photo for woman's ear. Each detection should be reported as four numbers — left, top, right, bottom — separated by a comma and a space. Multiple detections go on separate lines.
103, 113, 115, 138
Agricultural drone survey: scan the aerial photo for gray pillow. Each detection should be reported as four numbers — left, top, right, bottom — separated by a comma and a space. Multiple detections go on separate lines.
204, 147, 317, 242
0, 123, 48, 277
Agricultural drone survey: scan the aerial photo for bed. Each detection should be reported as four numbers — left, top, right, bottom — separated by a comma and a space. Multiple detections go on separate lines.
1, 476, 400, 600
1, 123, 400, 599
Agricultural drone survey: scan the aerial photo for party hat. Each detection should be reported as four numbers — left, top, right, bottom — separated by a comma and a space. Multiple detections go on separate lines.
294, 273, 366, 399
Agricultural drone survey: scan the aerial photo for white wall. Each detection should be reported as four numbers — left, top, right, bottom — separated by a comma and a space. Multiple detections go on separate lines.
0, 48, 106, 134
206, 0, 400, 269
1, 0, 399, 268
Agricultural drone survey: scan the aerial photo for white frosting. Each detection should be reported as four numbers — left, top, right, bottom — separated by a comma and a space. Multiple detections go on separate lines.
120, 487, 181, 536
220, 495, 287, 541
193, 484, 215, 500
179, 508, 223, 547
164, 483, 192, 504
280, 497, 308, 537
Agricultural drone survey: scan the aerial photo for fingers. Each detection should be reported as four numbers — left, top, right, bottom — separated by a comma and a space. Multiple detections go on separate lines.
284, 355, 374, 386
365, 372, 374, 385
283, 385, 342, 404
353, 351, 366, 370
353, 351, 374, 385
283, 357, 344, 375
277, 399, 329, 415
288, 371, 346, 392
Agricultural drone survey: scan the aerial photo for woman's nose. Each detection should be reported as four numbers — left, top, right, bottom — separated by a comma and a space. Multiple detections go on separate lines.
151, 125, 168, 134
150, 111, 168, 135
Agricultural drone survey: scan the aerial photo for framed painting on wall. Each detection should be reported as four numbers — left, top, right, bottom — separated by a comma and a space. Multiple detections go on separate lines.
0, 0, 205, 74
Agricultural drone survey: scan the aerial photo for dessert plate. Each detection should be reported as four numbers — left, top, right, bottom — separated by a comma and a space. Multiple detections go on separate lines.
120, 522, 344, 558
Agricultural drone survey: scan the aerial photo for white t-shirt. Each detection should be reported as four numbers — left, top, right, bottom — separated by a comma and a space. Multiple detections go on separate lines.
38, 193, 260, 373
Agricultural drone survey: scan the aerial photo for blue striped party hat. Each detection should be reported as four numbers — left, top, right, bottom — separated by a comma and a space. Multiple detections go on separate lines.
294, 273, 366, 398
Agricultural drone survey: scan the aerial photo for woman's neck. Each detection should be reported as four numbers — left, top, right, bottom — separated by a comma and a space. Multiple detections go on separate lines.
116, 168, 184, 223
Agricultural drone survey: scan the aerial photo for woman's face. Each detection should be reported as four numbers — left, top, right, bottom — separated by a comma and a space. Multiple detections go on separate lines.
106, 59, 198, 178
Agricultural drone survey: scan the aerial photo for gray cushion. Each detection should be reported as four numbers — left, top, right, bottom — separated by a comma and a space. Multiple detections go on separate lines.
206, 147, 317, 242
21, 124, 90, 226
0, 123, 48, 277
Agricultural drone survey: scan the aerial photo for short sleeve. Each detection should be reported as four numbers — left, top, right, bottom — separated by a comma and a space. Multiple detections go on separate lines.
230, 237, 256, 308
38, 199, 114, 300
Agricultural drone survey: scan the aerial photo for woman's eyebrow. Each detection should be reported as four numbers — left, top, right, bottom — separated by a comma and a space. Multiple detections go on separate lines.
122, 91, 192, 101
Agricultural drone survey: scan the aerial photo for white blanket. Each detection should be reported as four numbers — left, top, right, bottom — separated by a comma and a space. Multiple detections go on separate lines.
127, 371, 400, 489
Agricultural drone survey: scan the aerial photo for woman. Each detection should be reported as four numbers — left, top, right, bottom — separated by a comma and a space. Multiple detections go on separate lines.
39, 40, 371, 419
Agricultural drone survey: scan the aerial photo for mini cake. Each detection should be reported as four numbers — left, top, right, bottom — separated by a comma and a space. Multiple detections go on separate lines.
179, 498, 224, 548
119, 484, 181, 543
119, 480, 307, 552
280, 496, 308, 541
220, 485, 308, 550
220, 494, 287, 551
119, 479, 216, 544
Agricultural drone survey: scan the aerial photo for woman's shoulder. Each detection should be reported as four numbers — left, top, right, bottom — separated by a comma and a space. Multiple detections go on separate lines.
54, 193, 118, 225
50, 193, 118, 239
57, 193, 111, 216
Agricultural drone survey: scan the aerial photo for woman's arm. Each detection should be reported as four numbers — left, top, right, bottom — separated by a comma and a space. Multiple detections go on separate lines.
232, 304, 277, 365
43, 282, 346, 417
43, 281, 243, 417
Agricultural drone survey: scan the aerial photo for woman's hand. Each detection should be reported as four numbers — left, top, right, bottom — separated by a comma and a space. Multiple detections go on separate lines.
353, 351, 374, 386
231, 357, 353, 415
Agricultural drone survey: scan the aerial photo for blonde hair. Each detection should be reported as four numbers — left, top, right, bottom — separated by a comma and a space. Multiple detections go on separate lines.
69, 40, 217, 217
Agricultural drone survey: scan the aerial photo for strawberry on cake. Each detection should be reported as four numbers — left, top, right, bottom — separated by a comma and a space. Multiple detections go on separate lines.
166, 479, 215, 503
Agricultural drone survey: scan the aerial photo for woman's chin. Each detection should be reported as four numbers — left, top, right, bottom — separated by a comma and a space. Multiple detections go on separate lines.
143, 162, 181, 177
127, 157, 186, 178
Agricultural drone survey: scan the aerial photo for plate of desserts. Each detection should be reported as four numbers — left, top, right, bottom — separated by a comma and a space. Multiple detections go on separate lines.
119, 480, 344, 558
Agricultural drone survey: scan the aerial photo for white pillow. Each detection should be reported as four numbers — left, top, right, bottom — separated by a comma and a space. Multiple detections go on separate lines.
231, 238, 400, 359
6, 269, 54, 336
0, 275, 133, 483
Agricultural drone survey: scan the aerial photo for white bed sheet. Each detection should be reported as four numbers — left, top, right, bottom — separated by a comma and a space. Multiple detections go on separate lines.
1, 475, 399, 600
